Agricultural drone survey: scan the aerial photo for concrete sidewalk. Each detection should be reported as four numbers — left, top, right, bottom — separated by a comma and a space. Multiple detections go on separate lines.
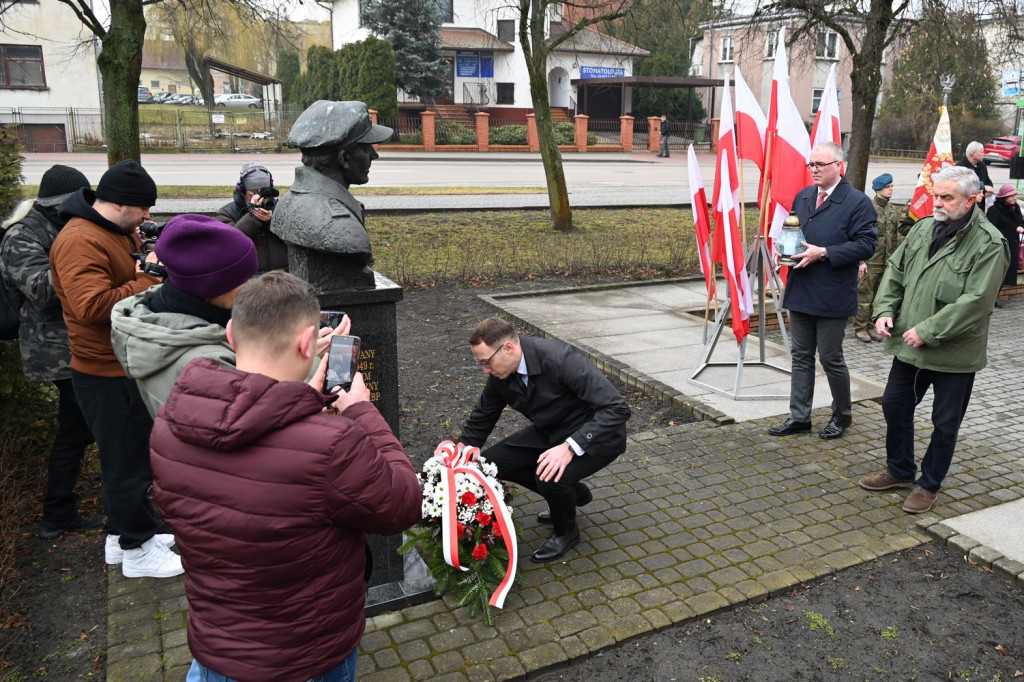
104, 287, 1024, 682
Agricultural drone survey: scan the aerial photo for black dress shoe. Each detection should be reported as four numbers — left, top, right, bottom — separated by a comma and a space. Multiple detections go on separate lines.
530, 526, 581, 563
537, 483, 593, 523
38, 514, 106, 539
819, 414, 852, 440
768, 418, 812, 436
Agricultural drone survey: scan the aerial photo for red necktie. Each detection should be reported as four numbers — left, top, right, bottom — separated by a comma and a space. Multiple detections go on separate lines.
816, 191, 827, 209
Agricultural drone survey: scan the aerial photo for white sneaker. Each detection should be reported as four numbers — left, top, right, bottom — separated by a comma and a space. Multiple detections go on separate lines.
105, 533, 176, 565
121, 536, 184, 579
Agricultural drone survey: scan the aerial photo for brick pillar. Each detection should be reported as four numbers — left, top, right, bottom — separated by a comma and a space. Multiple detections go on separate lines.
369, 109, 378, 125
710, 118, 721, 154
420, 110, 436, 151
620, 115, 634, 151
648, 116, 661, 153
475, 112, 490, 151
574, 114, 589, 152
526, 113, 539, 152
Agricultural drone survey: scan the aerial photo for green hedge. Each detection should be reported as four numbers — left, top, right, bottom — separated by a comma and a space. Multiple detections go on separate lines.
489, 125, 528, 145
435, 119, 475, 145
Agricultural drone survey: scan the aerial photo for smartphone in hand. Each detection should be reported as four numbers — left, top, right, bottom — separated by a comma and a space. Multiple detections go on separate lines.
325, 335, 360, 392
320, 310, 346, 330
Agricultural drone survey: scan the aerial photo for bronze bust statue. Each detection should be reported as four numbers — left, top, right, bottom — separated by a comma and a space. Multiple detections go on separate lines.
271, 100, 393, 291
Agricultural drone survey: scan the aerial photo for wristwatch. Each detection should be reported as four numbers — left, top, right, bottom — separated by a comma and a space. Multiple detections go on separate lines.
819, 247, 829, 262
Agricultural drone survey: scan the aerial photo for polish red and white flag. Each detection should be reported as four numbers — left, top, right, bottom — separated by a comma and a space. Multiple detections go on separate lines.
711, 70, 740, 238
810, 63, 841, 149
717, 154, 752, 343
687, 144, 716, 296
734, 65, 767, 178
909, 105, 954, 221
765, 26, 811, 240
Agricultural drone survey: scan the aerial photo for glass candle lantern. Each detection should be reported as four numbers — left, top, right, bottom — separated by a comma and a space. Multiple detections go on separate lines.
777, 211, 807, 267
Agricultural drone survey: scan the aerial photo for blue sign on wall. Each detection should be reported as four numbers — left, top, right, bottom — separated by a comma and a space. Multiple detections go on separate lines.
456, 51, 480, 78
1003, 70, 1021, 97
481, 56, 494, 79
580, 66, 625, 79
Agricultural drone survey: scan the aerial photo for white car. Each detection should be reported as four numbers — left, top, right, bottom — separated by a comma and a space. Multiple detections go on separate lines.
215, 94, 262, 108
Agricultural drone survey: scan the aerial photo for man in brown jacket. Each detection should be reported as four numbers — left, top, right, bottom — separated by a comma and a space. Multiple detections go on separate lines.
50, 160, 181, 579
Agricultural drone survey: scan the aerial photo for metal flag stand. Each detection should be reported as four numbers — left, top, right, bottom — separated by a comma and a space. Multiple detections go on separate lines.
688, 234, 792, 400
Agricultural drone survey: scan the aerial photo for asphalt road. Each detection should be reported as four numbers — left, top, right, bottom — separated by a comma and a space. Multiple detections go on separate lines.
20, 151, 1016, 208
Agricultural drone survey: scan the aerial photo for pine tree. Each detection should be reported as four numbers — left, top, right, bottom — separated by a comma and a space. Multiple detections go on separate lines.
360, 0, 447, 100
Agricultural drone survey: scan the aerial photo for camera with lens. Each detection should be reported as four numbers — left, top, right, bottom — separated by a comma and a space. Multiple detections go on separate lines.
132, 220, 167, 278
252, 186, 279, 212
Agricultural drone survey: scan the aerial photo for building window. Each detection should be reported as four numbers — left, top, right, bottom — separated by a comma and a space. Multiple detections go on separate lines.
150, 80, 160, 88
497, 19, 515, 43
765, 29, 778, 58
720, 36, 734, 63
817, 31, 838, 60
496, 82, 514, 104
812, 88, 843, 113
0, 44, 46, 88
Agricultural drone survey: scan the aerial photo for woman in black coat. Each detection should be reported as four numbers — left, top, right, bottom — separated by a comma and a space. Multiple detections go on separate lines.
986, 184, 1024, 293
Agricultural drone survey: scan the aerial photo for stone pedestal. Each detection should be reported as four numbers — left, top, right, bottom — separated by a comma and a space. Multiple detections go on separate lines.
317, 271, 435, 615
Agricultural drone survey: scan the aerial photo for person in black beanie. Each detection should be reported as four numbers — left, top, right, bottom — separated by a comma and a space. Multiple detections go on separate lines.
50, 160, 182, 579
0, 165, 101, 539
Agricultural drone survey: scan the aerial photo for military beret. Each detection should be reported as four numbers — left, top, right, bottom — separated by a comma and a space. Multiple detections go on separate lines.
287, 100, 394, 150
871, 173, 893, 191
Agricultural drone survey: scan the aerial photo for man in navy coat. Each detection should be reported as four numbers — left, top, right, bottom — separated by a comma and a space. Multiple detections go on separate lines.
459, 317, 631, 563
769, 142, 877, 440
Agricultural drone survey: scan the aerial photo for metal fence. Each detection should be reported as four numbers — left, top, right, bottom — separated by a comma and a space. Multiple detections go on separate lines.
1, 106, 286, 153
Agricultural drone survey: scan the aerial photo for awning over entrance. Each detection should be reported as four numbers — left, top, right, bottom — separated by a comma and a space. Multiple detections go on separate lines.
569, 75, 729, 120
441, 27, 514, 52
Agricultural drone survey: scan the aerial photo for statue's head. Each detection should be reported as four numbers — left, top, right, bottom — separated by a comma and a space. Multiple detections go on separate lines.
289, 101, 394, 188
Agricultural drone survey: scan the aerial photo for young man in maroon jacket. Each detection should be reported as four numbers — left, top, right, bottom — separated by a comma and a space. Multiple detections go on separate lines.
150, 271, 421, 682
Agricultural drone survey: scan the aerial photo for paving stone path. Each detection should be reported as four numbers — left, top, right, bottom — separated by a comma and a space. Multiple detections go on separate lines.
105, 298, 1024, 682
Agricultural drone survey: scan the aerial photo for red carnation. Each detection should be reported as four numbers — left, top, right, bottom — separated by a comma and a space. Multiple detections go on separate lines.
456, 522, 465, 536
476, 512, 492, 527
461, 491, 477, 506
492, 525, 503, 539
472, 544, 488, 561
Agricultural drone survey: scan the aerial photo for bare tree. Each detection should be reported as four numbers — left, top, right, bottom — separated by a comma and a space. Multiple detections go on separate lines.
0, 0, 289, 165
748, 0, 1024, 190
516, 0, 632, 231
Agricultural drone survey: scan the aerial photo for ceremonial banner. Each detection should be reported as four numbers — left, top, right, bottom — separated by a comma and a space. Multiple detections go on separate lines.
909, 106, 954, 221
687, 144, 715, 296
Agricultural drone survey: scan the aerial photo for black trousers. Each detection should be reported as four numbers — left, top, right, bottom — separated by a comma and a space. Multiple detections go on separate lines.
71, 370, 159, 549
482, 424, 617, 536
41, 378, 95, 525
882, 358, 975, 493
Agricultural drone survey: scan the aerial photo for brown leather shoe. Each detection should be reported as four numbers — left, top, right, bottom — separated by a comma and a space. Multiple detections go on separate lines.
858, 472, 915, 491
902, 487, 938, 514
855, 330, 872, 343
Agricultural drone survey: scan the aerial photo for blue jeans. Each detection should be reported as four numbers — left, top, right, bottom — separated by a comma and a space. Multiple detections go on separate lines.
881, 359, 975, 492
186, 647, 358, 682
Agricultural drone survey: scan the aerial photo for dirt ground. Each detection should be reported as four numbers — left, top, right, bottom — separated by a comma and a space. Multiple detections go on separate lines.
2, 276, 1024, 681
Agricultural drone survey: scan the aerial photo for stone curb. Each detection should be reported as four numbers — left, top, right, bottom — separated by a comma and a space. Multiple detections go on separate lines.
917, 517, 1024, 589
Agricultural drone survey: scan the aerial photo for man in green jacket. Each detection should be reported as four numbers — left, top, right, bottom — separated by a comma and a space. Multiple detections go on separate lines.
860, 165, 1008, 514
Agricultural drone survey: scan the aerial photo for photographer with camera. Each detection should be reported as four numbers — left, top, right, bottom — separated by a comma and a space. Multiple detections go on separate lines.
216, 161, 287, 273
49, 160, 182, 579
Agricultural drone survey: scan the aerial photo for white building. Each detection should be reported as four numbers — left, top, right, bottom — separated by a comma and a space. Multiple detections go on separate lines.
331, 0, 648, 117
0, 0, 103, 150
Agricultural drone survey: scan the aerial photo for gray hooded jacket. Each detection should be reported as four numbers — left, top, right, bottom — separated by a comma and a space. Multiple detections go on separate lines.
111, 286, 235, 417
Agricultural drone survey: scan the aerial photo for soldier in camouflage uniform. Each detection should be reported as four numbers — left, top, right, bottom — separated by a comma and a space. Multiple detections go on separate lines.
854, 174, 913, 342
0, 165, 100, 538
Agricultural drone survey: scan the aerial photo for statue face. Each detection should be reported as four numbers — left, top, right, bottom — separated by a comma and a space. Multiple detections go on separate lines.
340, 143, 379, 186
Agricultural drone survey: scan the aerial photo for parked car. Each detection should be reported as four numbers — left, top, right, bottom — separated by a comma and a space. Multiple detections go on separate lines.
214, 93, 262, 109
137, 86, 154, 104
152, 92, 173, 103
982, 136, 1022, 165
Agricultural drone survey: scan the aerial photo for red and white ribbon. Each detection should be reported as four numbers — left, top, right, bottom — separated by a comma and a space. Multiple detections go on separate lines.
434, 440, 518, 608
